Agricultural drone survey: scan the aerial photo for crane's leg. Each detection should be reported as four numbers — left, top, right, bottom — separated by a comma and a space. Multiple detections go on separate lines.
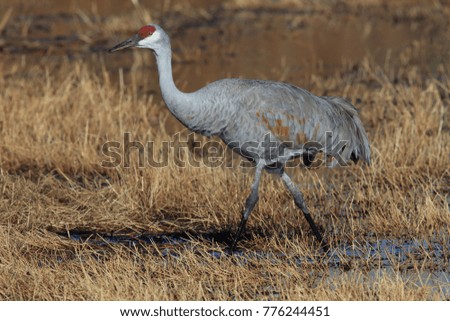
280, 171, 329, 252
230, 163, 264, 251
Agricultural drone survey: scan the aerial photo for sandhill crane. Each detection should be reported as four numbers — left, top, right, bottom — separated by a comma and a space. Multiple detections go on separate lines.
109, 24, 371, 251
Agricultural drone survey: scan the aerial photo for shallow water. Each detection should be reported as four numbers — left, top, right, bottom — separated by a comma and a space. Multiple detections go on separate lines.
325, 268, 450, 298
60, 229, 450, 298
1, 1, 448, 89
63, 230, 448, 264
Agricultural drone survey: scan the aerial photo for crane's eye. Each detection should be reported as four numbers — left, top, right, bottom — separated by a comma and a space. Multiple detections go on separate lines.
138, 25, 156, 39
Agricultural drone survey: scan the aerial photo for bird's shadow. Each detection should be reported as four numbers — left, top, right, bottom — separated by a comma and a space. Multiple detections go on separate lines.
51, 226, 266, 253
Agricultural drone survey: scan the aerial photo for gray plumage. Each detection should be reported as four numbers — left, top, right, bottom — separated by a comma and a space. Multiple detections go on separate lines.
185, 79, 370, 167
109, 24, 371, 251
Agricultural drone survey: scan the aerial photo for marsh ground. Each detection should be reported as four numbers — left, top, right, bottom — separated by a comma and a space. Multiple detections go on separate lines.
0, 0, 449, 300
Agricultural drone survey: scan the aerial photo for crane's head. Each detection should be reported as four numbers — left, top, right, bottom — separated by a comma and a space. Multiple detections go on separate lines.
108, 24, 167, 53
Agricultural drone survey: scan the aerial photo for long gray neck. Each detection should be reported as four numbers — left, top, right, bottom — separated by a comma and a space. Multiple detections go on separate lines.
153, 46, 191, 123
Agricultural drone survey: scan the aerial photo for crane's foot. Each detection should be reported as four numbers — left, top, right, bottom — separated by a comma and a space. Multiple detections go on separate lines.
228, 218, 247, 252
302, 211, 329, 253
318, 237, 330, 254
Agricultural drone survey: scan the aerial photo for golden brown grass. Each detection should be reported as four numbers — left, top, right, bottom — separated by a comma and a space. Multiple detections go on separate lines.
0, 0, 449, 300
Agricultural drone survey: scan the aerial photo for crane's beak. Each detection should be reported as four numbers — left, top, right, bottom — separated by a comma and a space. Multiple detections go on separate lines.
108, 34, 140, 53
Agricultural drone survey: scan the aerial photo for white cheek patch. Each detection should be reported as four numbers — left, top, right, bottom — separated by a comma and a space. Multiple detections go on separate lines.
138, 31, 161, 47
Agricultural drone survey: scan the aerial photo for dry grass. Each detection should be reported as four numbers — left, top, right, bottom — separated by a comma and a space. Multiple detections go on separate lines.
0, 0, 449, 300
